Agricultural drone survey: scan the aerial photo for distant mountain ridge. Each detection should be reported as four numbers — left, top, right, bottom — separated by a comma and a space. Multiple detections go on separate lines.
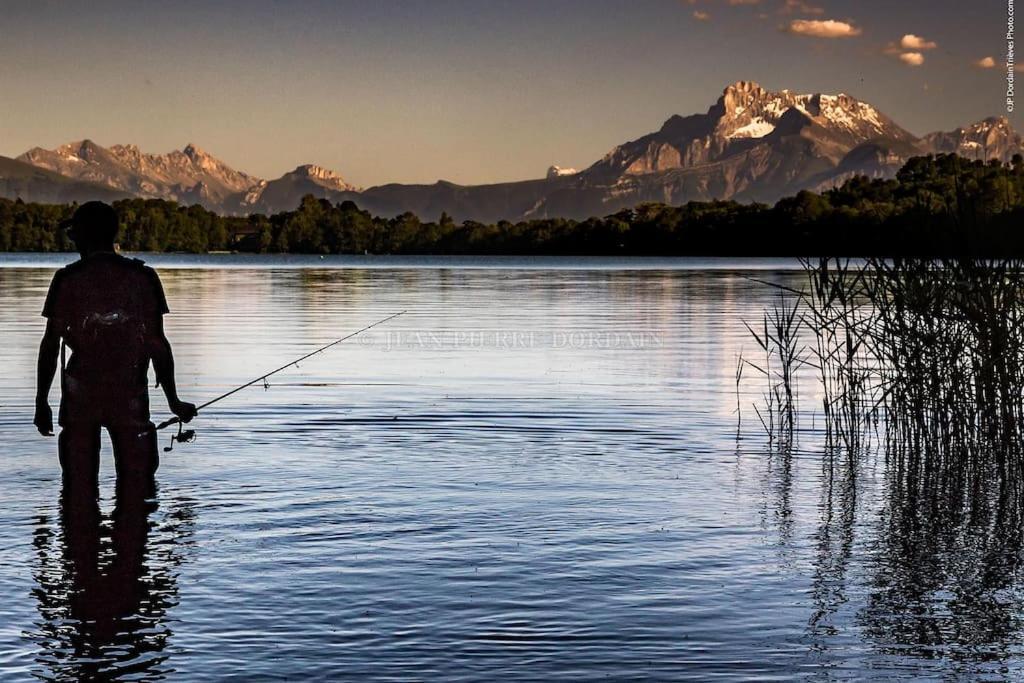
922, 117, 1024, 162
18, 140, 261, 207
241, 164, 359, 214
5, 81, 1023, 221
586, 81, 916, 181
0, 154, 131, 205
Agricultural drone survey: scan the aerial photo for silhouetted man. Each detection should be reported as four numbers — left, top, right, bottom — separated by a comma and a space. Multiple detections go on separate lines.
34, 201, 196, 492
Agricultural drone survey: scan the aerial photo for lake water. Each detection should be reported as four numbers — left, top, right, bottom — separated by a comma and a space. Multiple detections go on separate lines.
0, 254, 1020, 681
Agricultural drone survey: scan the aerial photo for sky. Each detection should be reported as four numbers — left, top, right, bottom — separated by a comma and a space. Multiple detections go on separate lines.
0, 0, 1017, 187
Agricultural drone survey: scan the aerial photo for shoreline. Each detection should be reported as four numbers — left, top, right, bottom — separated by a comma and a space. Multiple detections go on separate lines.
0, 253, 812, 271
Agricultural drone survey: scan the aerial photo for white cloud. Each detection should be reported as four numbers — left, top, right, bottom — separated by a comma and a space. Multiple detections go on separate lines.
974, 56, 997, 69
787, 19, 862, 38
900, 34, 937, 50
884, 35, 936, 65
693, 9, 711, 20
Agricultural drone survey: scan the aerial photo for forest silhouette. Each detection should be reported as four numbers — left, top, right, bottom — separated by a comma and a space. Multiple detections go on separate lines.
1, 154, 1022, 256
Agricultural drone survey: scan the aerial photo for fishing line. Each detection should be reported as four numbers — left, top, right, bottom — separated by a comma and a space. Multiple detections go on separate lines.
150, 310, 407, 450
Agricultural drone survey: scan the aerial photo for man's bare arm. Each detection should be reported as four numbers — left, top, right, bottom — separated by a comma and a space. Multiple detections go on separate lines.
149, 317, 197, 423
34, 319, 61, 436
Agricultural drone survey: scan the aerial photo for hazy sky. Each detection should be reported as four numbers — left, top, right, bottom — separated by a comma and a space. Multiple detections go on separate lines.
0, 0, 1016, 186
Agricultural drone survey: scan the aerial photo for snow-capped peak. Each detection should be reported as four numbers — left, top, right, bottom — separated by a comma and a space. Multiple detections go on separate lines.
289, 164, 356, 191
295, 164, 341, 180
923, 116, 1023, 162
52, 139, 104, 162
726, 118, 776, 140
590, 80, 917, 180
716, 82, 799, 139
814, 94, 886, 136
712, 82, 901, 143
547, 165, 578, 178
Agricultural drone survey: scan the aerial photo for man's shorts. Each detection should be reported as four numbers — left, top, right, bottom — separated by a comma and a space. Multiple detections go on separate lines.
58, 371, 152, 429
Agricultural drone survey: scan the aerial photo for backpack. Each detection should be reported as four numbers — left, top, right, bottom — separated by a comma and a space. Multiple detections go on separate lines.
54, 255, 158, 387
62, 303, 151, 386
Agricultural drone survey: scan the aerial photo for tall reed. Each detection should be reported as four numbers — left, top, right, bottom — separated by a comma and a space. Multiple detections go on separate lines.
743, 292, 806, 449
748, 258, 1024, 489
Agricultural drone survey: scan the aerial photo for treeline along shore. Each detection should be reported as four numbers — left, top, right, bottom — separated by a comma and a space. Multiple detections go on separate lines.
2, 154, 1023, 256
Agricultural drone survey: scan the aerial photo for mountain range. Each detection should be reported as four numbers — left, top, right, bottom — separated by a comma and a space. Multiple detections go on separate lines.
3, 81, 1022, 222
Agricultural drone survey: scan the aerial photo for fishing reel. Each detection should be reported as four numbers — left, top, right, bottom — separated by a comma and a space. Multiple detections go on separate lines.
164, 421, 197, 452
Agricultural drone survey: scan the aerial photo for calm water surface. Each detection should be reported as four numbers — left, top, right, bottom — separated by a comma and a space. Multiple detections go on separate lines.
0, 254, 1019, 681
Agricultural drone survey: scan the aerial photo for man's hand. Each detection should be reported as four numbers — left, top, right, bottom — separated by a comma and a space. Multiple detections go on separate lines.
34, 399, 54, 436
169, 398, 198, 423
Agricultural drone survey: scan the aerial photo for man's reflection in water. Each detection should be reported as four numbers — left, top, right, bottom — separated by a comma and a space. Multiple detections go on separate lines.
31, 470, 194, 681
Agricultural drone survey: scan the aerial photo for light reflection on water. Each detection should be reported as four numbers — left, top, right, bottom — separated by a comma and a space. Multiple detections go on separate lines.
0, 255, 1021, 681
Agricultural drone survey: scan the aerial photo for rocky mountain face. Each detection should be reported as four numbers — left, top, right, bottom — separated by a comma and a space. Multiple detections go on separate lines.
549, 80, 939, 214
11, 140, 362, 215
4, 82, 1023, 221
922, 117, 1023, 163
17, 140, 263, 209
355, 81, 1015, 222
0, 155, 131, 205
586, 81, 915, 181
241, 164, 358, 214
547, 166, 578, 179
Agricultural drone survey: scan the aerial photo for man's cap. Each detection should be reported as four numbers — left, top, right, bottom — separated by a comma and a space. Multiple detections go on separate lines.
59, 201, 119, 242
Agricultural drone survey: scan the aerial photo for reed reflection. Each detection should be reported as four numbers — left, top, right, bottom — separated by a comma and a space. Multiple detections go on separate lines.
750, 258, 1024, 669
30, 477, 195, 681
857, 463, 1024, 661
806, 451, 857, 642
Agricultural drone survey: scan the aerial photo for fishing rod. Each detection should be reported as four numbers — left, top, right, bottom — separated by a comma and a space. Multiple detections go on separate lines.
150, 310, 407, 451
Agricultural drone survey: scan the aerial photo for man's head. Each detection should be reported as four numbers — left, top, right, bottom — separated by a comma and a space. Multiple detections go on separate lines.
60, 201, 119, 253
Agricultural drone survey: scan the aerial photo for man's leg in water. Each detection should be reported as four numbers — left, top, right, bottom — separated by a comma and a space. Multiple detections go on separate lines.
104, 423, 159, 622
109, 423, 159, 499
108, 454, 157, 621
57, 423, 103, 602
58, 423, 101, 495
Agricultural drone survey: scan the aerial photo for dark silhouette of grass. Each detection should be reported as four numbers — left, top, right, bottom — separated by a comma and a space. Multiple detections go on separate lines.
743, 292, 806, 449
748, 258, 1024, 490
750, 258, 1024, 660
